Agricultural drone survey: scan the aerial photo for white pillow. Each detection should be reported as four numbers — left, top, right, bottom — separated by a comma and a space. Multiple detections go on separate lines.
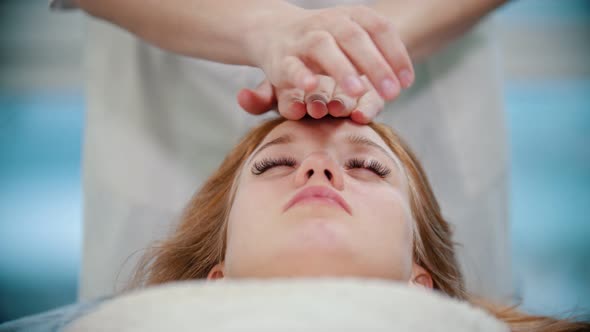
66, 278, 509, 332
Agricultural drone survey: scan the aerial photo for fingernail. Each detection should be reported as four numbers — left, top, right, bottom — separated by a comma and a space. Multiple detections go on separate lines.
291, 100, 306, 111
399, 69, 414, 88
327, 99, 345, 116
380, 78, 399, 99
287, 101, 306, 119
308, 100, 328, 119
344, 75, 364, 95
309, 100, 327, 111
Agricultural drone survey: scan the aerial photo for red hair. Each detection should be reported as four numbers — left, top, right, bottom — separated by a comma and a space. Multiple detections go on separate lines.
130, 117, 589, 331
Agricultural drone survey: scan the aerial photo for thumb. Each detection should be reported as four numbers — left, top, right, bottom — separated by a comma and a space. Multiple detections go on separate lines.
237, 79, 276, 115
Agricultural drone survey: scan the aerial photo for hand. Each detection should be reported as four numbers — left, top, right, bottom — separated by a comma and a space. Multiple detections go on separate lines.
245, 5, 414, 101
238, 75, 384, 124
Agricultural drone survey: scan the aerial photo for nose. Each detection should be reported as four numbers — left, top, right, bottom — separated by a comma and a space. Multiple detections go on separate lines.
294, 152, 344, 190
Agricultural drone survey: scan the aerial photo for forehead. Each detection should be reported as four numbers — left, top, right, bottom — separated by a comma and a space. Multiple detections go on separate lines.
262, 118, 388, 147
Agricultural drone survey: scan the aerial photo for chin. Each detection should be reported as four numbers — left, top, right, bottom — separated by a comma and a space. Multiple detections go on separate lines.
283, 220, 353, 253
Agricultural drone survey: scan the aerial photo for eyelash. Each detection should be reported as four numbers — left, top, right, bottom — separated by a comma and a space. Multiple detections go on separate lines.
251, 157, 297, 175
251, 157, 391, 178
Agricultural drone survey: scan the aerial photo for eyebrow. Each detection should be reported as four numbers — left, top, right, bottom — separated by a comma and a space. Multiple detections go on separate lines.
345, 134, 404, 172
249, 134, 294, 161
344, 134, 396, 161
249, 133, 399, 168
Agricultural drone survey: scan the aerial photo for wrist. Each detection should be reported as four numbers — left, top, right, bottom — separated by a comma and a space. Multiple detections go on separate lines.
241, 2, 305, 68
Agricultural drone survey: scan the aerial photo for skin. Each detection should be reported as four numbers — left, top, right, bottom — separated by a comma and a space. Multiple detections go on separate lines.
236, 0, 507, 120
74, 0, 506, 122
206, 118, 432, 288
242, 74, 385, 124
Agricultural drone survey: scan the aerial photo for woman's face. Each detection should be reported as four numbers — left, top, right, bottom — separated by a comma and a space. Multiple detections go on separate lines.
214, 118, 427, 284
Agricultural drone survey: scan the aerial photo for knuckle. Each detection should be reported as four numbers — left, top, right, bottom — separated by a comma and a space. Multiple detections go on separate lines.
281, 57, 301, 79
334, 96, 355, 111
319, 74, 336, 86
359, 75, 372, 86
365, 90, 385, 109
388, 42, 410, 66
290, 91, 305, 101
367, 17, 394, 35
306, 93, 328, 104
337, 24, 365, 44
305, 31, 333, 50
365, 103, 381, 116
368, 63, 389, 80
279, 88, 302, 101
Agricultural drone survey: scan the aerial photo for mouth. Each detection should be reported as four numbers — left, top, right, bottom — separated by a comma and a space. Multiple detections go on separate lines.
283, 186, 352, 215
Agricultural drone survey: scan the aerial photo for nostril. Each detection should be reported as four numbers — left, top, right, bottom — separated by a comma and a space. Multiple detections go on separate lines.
306, 169, 314, 178
324, 169, 332, 181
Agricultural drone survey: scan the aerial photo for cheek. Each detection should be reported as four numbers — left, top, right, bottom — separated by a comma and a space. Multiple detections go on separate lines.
229, 179, 289, 225
356, 183, 411, 231
224, 179, 290, 262
354, 184, 414, 275
226, 183, 267, 244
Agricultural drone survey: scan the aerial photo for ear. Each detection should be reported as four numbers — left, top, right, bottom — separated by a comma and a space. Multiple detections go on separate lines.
207, 262, 225, 280
408, 263, 433, 289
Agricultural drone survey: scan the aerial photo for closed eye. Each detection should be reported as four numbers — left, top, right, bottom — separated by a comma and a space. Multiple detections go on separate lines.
251, 157, 297, 175
251, 156, 391, 178
344, 158, 391, 178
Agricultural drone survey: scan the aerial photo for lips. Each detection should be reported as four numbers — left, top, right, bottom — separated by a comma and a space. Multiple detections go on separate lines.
283, 186, 352, 215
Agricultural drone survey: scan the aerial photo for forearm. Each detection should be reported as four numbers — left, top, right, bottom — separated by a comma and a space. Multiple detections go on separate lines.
74, 0, 299, 66
371, 0, 507, 62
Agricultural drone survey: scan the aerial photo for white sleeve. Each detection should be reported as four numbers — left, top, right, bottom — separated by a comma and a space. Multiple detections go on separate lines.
49, 0, 79, 10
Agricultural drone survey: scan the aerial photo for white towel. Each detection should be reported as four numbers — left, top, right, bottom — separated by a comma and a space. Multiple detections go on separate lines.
66, 279, 509, 332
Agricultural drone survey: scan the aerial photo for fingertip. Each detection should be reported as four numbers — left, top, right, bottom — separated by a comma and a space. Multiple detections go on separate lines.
281, 101, 307, 120
237, 89, 269, 115
398, 69, 414, 89
327, 99, 347, 117
307, 100, 328, 119
378, 78, 400, 101
350, 109, 371, 124
237, 89, 254, 112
